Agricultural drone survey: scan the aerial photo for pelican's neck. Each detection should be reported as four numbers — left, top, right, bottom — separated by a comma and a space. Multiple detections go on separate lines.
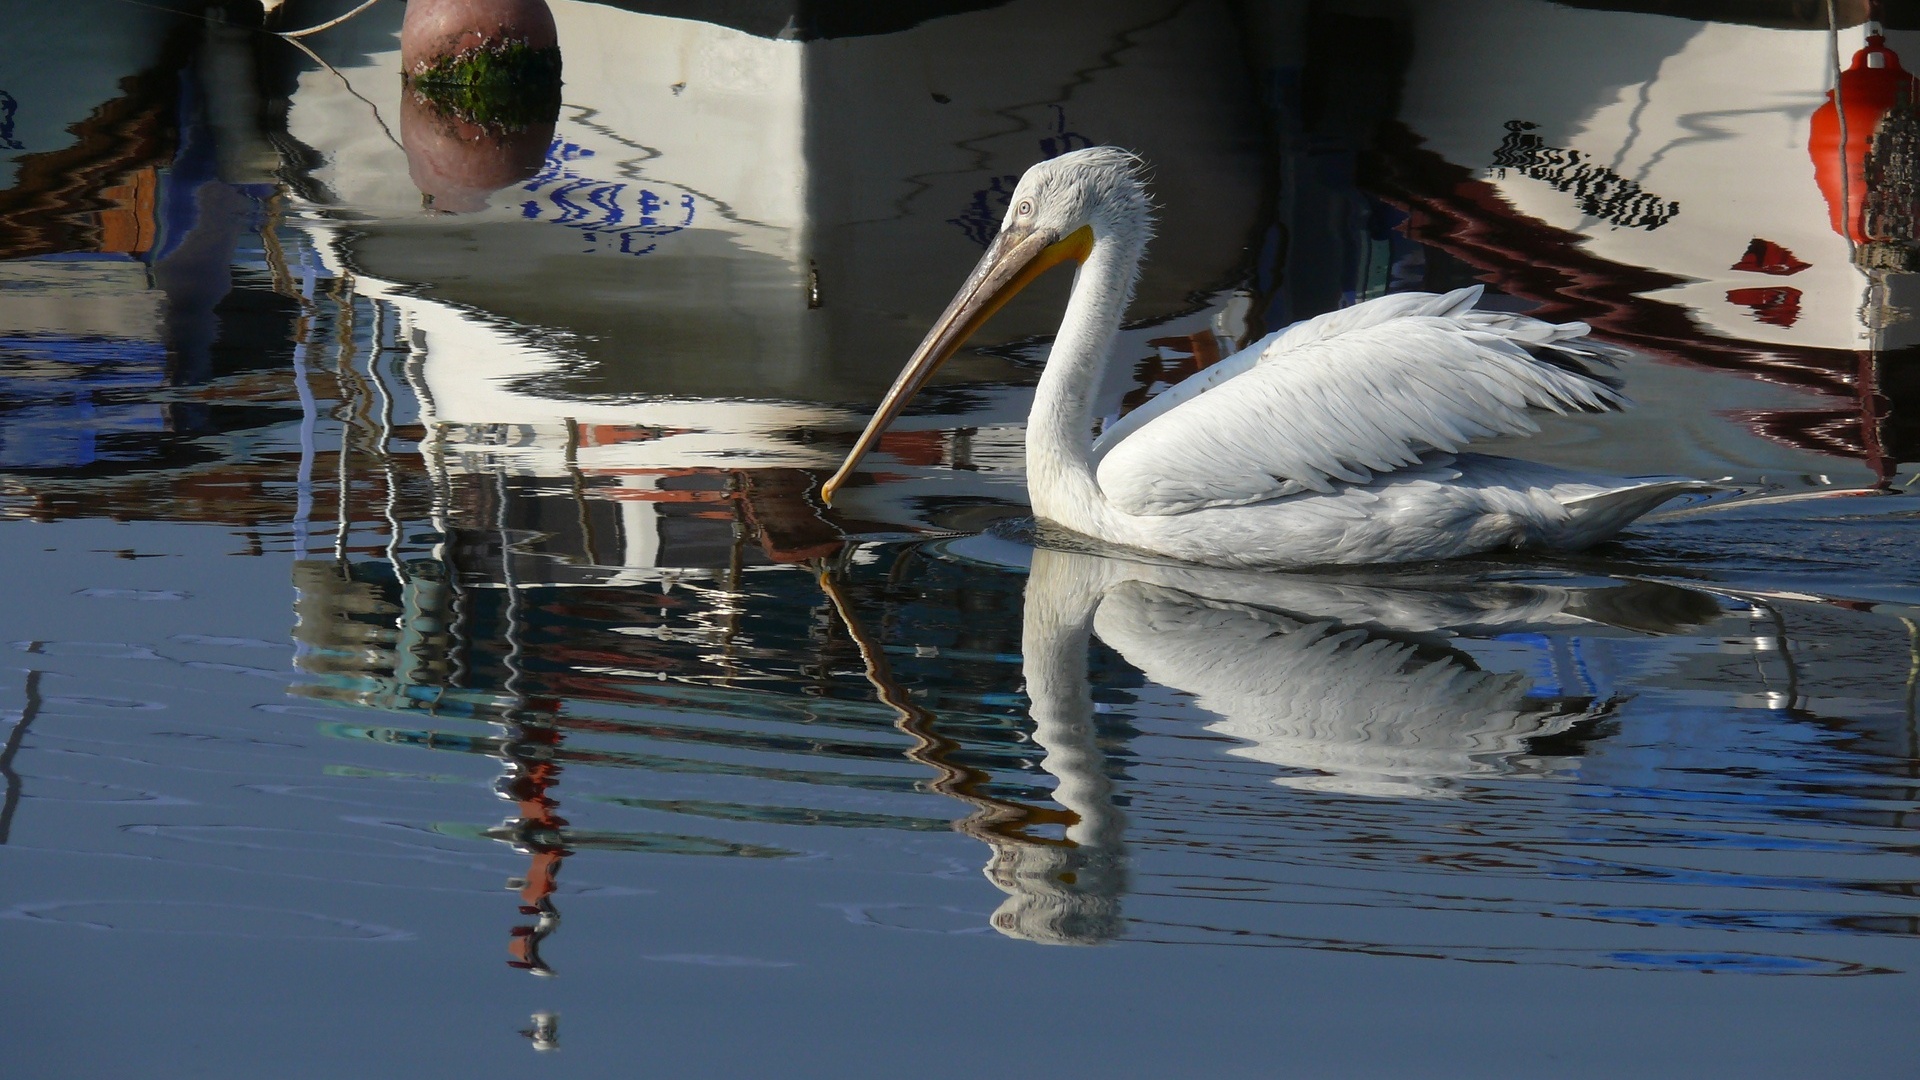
1027, 228, 1141, 526
1021, 550, 1129, 852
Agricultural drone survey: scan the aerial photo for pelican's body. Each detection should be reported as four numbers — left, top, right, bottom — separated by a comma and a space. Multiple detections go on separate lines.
824, 148, 1709, 569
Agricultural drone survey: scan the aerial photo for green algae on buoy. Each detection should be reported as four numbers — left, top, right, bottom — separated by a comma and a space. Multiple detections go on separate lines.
398, 0, 561, 211
400, 0, 561, 130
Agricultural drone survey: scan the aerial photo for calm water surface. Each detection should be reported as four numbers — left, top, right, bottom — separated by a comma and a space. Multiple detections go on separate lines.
4, 1, 1920, 1076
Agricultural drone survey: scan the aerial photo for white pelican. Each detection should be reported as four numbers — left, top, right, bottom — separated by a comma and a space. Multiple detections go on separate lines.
822, 147, 1712, 569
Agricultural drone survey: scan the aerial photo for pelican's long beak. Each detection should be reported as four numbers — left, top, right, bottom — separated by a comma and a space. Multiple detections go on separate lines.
820, 222, 1094, 505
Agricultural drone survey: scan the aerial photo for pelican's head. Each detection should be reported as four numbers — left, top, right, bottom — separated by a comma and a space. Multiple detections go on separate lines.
1001, 146, 1154, 250
821, 147, 1152, 504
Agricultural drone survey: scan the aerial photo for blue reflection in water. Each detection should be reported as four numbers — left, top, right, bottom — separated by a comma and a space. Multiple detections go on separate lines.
0, 332, 168, 469
1606, 951, 1841, 974
519, 140, 697, 256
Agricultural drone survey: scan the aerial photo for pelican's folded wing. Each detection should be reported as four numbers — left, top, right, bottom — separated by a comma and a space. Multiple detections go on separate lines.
1089, 287, 1628, 516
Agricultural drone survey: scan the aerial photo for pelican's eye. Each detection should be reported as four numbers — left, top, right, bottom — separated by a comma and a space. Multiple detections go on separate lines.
1016, 197, 1035, 220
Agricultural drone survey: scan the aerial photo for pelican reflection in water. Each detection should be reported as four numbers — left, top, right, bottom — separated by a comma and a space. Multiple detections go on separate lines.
847, 543, 1722, 944
824, 148, 1712, 569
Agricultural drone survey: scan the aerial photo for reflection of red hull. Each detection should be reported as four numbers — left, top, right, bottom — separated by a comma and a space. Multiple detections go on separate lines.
1726, 286, 1803, 329
1731, 239, 1811, 277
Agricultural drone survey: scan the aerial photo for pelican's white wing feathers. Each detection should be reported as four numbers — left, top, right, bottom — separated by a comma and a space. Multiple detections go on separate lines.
1089, 287, 1629, 516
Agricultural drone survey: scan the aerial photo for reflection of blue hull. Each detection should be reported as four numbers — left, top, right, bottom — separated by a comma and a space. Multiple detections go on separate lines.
0, 331, 169, 469
520, 141, 698, 257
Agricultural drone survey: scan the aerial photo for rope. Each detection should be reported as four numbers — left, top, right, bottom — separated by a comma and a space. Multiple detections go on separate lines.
277, 0, 386, 39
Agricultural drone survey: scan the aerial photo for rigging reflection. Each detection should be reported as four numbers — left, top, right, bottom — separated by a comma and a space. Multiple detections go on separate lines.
495, 718, 567, 976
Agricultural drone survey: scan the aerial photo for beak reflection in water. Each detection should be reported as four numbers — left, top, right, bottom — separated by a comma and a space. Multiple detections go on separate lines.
821, 223, 1093, 504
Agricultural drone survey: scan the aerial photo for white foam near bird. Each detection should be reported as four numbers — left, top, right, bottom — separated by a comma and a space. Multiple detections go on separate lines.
822, 146, 1714, 569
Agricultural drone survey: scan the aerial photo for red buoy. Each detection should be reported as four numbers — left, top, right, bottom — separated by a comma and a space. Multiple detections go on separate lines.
400, 0, 558, 78
1809, 29, 1919, 244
